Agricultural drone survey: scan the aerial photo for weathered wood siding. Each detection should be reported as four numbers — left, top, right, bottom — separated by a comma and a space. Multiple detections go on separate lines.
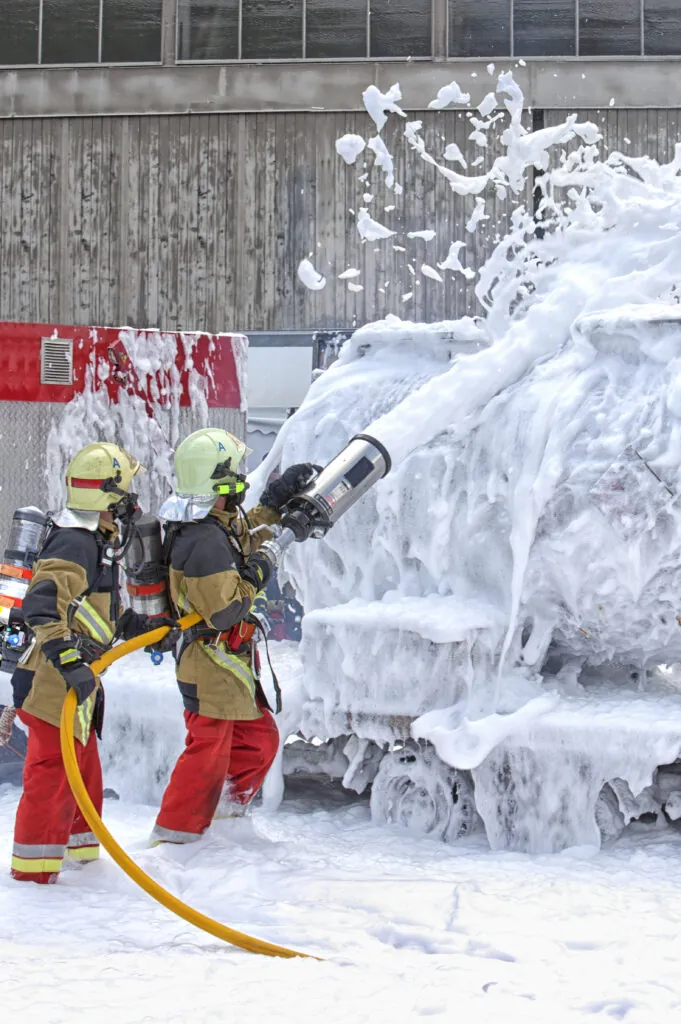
0, 110, 521, 331
544, 108, 681, 161
0, 108, 676, 332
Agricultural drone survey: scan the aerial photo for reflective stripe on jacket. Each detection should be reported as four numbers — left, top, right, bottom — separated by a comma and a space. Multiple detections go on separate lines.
169, 504, 280, 721
11, 520, 120, 745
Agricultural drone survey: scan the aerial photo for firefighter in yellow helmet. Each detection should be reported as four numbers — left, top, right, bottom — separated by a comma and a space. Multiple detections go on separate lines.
150, 427, 316, 844
10, 442, 173, 884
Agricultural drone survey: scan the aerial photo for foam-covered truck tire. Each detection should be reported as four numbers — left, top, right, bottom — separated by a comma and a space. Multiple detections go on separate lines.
370, 744, 479, 843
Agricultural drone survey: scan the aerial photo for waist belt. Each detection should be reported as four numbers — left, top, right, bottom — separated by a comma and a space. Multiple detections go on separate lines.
181, 619, 282, 714
182, 620, 256, 654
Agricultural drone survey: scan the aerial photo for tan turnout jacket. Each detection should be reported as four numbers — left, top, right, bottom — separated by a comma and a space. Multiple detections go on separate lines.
169, 504, 280, 720
12, 520, 119, 744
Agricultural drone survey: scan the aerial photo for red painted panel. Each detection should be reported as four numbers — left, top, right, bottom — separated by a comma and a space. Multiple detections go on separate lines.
0, 322, 243, 409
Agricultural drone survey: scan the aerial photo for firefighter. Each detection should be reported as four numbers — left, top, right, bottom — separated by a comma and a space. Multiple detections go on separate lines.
10, 442, 173, 884
150, 428, 316, 844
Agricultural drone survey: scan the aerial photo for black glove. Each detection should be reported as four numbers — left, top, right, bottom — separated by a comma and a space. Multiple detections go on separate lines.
260, 463, 319, 511
145, 629, 181, 655
42, 637, 97, 706
115, 608, 177, 642
241, 551, 275, 590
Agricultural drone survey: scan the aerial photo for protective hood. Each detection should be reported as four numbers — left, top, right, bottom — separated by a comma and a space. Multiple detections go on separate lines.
52, 507, 101, 532
159, 493, 215, 523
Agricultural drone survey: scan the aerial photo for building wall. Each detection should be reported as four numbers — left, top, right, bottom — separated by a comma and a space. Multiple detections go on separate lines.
0, 107, 525, 332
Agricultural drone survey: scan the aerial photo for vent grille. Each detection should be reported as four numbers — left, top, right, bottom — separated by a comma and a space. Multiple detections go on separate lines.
40, 337, 73, 386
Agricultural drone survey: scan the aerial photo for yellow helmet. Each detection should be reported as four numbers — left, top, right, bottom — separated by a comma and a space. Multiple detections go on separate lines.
65, 443, 144, 512
160, 428, 250, 522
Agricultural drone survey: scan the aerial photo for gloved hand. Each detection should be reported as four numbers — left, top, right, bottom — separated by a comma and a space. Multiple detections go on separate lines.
115, 608, 177, 642
145, 628, 181, 655
241, 550, 276, 590
260, 463, 319, 511
42, 637, 97, 705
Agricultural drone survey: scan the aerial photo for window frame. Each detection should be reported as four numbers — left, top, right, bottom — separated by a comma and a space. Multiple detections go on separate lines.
175, 0, 434, 63
446, 0, 681, 60
0, 0, 164, 68
2, 0, 681, 68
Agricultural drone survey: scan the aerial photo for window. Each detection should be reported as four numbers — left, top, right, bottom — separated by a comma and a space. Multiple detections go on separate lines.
0, 0, 40, 65
448, 0, 681, 58
179, 0, 431, 60
370, 0, 432, 58
580, 0, 640, 56
242, 0, 303, 59
645, 0, 681, 55
177, 0, 240, 60
514, 0, 576, 56
101, 0, 163, 63
0, 0, 162, 65
42, 0, 100, 65
449, 0, 511, 57
306, 0, 367, 59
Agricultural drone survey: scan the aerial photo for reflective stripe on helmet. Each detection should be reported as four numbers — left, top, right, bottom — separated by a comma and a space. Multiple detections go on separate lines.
213, 480, 247, 496
67, 477, 109, 489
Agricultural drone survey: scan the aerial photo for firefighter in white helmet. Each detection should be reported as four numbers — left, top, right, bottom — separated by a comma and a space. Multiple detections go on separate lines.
10, 442, 174, 884
150, 427, 316, 844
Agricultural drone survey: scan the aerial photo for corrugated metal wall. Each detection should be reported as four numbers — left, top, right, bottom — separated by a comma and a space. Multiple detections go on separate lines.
0, 109, 523, 332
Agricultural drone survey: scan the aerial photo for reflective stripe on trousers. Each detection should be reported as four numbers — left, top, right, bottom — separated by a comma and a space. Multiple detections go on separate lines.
11, 841, 64, 876
67, 831, 100, 862
201, 642, 257, 701
148, 824, 203, 846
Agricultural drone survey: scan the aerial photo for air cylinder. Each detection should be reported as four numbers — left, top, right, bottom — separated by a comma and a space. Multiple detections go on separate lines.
123, 514, 172, 618
0, 507, 49, 627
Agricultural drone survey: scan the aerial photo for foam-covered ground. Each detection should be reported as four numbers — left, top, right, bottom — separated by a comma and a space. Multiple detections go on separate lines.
4, 774, 681, 1022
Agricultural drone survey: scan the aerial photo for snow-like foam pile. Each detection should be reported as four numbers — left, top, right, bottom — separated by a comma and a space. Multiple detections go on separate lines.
251, 72, 681, 850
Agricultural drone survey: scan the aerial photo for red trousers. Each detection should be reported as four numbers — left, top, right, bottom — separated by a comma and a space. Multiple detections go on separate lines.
11, 710, 103, 884
152, 708, 279, 843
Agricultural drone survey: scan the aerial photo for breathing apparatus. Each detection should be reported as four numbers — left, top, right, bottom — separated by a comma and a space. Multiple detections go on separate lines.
0, 443, 144, 674
0, 508, 51, 674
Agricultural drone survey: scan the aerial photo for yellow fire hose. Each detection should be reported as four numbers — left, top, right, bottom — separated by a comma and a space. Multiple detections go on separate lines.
59, 612, 318, 960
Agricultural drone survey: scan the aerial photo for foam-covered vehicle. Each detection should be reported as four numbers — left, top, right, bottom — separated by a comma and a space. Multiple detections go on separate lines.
258, 305, 681, 854
250, 69, 681, 853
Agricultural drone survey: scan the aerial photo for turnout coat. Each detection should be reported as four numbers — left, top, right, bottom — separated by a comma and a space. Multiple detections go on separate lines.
12, 520, 120, 745
169, 504, 280, 721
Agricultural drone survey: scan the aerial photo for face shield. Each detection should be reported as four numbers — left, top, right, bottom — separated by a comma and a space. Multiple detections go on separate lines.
158, 493, 216, 523
52, 508, 101, 532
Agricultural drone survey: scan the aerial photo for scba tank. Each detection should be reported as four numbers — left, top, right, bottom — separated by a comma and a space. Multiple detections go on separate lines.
0, 507, 49, 675
123, 514, 172, 620
273, 309, 681, 853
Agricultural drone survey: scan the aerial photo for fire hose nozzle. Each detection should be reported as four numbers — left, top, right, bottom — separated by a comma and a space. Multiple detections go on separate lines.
278, 434, 391, 545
